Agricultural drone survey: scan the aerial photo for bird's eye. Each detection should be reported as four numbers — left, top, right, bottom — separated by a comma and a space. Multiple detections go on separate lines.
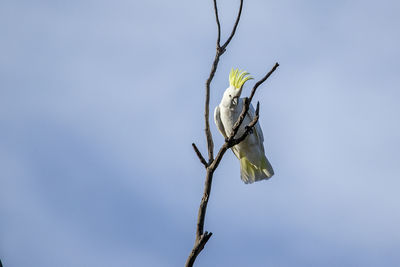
229, 94, 231, 98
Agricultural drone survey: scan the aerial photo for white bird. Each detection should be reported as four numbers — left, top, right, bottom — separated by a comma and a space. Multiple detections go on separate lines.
214, 68, 274, 184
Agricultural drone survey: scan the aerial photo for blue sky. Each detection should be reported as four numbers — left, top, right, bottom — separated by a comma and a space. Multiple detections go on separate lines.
1, 0, 400, 266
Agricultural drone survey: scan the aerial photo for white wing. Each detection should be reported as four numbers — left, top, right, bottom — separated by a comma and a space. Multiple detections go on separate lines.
214, 105, 227, 139
215, 105, 242, 159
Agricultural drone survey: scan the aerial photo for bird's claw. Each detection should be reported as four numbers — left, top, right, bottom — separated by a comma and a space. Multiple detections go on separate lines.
245, 126, 253, 134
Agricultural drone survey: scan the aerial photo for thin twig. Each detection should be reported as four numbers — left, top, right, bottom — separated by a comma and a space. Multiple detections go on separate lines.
249, 62, 279, 102
221, 0, 243, 50
192, 143, 208, 168
204, 54, 218, 162
213, 0, 221, 47
203, 0, 226, 164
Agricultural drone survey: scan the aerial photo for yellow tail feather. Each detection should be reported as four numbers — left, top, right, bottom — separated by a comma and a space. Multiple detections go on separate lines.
240, 156, 274, 184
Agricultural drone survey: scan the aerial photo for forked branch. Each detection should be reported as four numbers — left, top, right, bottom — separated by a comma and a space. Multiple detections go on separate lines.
192, 143, 208, 168
187, 1, 278, 266
203, 0, 244, 163
221, 0, 243, 50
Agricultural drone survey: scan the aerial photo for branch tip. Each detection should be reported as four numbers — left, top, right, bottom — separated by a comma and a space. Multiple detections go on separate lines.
192, 143, 208, 168
221, 0, 244, 49
213, 0, 221, 46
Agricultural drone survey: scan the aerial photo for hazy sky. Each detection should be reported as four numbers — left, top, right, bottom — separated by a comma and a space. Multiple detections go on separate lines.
1, 0, 400, 266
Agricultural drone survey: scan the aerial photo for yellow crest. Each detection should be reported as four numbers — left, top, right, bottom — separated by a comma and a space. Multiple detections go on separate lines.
229, 68, 253, 89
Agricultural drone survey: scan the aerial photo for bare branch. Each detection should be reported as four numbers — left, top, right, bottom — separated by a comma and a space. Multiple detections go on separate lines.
249, 62, 279, 103
229, 63, 279, 142
209, 143, 229, 171
185, 232, 213, 267
213, 0, 221, 47
186, 1, 275, 267
221, 0, 243, 50
204, 55, 218, 162
196, 170, 213, 240
189, 63, 278, 266
185, 170, 215, 267
192, 143, 208, 168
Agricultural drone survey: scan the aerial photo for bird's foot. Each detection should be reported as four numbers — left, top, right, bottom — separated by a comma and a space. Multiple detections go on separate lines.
245, 126, 253, 134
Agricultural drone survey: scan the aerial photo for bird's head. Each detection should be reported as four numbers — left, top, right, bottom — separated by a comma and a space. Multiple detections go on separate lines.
222, 68, 253, 107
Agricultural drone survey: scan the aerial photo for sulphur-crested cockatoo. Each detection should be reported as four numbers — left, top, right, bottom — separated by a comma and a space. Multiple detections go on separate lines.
214, 68, 274, 184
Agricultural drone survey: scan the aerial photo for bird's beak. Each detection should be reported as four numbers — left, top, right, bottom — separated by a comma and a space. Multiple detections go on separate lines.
232, 96, 239, 106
